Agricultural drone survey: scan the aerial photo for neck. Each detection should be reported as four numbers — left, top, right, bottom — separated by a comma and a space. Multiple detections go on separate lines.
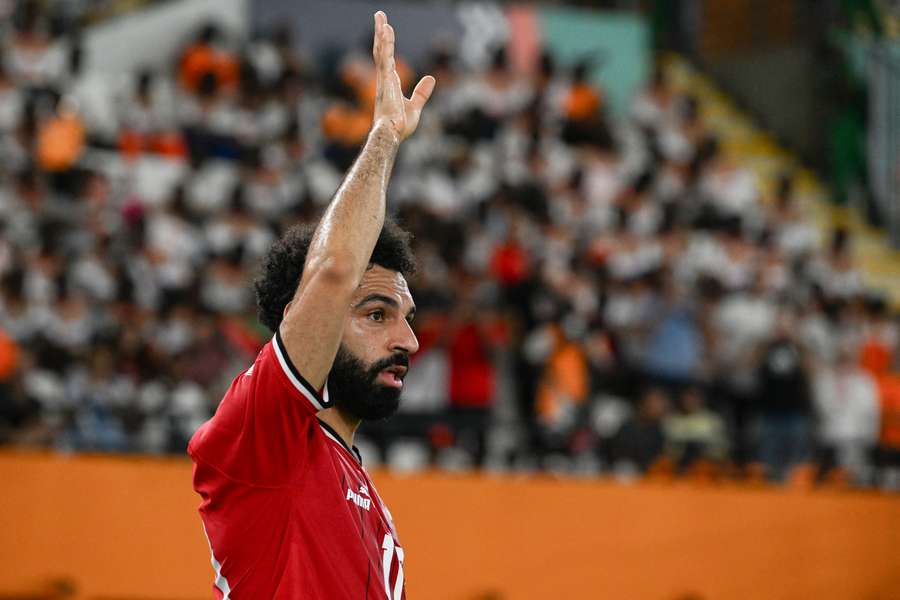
317, 406, 361, 449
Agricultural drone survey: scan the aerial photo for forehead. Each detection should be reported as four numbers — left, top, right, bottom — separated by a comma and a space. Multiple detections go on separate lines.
353, 265, 414, 307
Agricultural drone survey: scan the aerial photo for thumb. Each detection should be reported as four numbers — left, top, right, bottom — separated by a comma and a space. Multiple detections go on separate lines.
408, 75, 436, 112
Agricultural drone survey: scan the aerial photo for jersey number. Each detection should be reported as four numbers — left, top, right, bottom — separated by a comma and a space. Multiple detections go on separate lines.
381, 533, 405, 600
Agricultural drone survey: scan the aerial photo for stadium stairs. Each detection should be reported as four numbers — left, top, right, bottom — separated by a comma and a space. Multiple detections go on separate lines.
665, 54, 900, 309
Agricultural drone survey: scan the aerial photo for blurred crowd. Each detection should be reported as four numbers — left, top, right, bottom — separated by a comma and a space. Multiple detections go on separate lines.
1, 2, 899, 489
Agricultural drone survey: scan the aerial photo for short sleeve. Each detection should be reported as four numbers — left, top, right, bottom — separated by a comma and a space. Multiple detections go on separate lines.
187, 332, 332, 486
270, 330, 332, 413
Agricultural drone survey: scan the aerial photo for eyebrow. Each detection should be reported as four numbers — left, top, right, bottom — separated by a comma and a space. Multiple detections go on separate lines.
355, 293, 397, 309
354, 293, 417, 318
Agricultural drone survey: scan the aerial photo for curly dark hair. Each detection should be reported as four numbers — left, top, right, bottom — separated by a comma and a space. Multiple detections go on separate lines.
255, 218, 416, 333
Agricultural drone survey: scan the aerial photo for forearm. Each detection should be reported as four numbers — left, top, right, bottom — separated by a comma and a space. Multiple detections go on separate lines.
275, 11, 431, 392
304, 123, 400, 284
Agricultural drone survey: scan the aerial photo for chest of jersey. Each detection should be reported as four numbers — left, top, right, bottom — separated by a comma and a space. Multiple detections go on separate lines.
190, 339, 407, 598
301, 426, 406, 600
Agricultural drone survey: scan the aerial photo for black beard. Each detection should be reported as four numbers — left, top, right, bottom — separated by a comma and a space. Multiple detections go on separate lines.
329, 346, 408, 421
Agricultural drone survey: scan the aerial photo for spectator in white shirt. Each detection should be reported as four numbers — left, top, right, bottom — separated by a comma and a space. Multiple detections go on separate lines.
630, 64, 675, 131
813, 343, 880, 485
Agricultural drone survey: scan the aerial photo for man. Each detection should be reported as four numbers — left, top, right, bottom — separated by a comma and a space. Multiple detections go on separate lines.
187, 12, 435, 598
812, 343, 879, 485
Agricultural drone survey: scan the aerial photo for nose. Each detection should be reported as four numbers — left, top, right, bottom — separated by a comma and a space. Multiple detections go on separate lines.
390, 318, 419, 356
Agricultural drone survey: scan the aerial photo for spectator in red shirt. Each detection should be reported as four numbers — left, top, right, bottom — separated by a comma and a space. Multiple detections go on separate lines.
447, 295, 496, 467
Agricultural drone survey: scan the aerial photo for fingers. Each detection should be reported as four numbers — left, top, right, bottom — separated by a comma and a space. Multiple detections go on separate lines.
381, 24, 395, 73
372, 12, 383, 60
408, 75, 436, 112
372, 11, 394, 73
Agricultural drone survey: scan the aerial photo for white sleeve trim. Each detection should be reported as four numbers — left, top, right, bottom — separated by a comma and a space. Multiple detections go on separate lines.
202, 523, 232, 599
272, 332, 331, 412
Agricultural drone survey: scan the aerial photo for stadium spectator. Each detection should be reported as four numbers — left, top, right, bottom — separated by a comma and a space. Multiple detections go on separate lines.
447, 299, 497, 466
7, 1, 64, 93
631, 63, 675, 130
755, 310, 814, 482
611, 387, 669, 473
535, 321, 590, 455
641, 273, 703, 388
812, 342, 880, 485
0, 10, 895, 492
562, 60, 604, 145
874, 372, 900, 489
663, 386, 728, 471
36, 95, 84, 176
178, 23, 239, 93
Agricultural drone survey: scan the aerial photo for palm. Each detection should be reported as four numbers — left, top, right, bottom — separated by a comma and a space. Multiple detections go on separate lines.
372, 11, 434, 140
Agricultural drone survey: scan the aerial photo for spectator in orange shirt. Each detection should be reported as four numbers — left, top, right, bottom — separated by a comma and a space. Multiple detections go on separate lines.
321, 78, 371, 171
342, 50, 414, 114
874, 373, 900, 489
37, 95, 84, 172
564, 61, 603, 121
852, 302, 900, 486
178, 23, 239, 93
859, 298, 897, 377
535, 323, 590, 453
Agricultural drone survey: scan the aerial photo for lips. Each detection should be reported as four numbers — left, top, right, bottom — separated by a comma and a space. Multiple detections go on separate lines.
383, 365, 407, 378
378, 365, 407, 388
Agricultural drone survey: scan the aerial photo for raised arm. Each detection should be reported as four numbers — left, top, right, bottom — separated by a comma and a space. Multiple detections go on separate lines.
279, 11, 434, 390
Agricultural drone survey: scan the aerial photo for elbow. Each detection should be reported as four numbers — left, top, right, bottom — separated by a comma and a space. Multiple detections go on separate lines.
305, 254, 361, 288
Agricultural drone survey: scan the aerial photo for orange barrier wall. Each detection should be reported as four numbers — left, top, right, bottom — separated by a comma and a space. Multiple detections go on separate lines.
2, 452, 899, 600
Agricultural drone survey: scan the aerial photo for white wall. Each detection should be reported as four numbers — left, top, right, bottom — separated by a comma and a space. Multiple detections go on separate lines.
82, 0, 249, 76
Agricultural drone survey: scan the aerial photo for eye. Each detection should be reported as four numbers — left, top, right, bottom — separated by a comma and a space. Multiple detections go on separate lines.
368, 310, 385, 322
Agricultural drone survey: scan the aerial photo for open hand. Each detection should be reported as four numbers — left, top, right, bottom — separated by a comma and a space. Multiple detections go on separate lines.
372, 11, 435, 141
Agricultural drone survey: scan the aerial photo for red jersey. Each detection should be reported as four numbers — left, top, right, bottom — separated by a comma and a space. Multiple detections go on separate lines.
188, 331, 407, 599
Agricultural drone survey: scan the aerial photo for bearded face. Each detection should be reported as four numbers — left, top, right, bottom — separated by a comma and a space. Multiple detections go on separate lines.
328, 345, 409, 421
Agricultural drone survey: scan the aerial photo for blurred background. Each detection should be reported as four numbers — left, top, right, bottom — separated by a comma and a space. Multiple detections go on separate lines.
0, 0, 899, 598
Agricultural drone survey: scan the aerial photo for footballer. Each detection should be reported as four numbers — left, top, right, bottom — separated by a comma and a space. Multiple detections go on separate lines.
188, 11, 435, 598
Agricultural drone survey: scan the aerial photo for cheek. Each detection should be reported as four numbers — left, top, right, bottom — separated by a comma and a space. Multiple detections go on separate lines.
342, 316, 382, 359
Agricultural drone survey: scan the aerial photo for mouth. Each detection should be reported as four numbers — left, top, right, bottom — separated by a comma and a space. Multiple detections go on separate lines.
377, 365, 407, 389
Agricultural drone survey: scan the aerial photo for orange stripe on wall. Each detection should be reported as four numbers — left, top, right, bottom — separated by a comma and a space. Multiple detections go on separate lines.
1, 452, 898, 599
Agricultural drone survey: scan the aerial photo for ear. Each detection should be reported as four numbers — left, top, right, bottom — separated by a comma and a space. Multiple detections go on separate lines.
283, 300, 293, 319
